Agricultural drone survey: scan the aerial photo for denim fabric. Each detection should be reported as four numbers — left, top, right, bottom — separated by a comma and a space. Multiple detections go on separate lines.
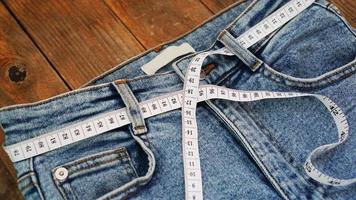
0, 0, 355, 199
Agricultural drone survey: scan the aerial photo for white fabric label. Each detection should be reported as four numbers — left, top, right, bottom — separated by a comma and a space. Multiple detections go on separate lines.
141, 43, 195, 75
4, 1, 355, 199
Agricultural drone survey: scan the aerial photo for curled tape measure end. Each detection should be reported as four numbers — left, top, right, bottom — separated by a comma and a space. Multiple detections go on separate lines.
4, 0, 355, 196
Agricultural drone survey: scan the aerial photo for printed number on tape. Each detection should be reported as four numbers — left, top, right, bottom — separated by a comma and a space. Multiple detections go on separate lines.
4, 1, 355, 200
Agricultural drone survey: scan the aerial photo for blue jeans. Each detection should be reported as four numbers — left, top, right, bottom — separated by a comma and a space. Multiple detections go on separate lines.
1, 0, 355, 199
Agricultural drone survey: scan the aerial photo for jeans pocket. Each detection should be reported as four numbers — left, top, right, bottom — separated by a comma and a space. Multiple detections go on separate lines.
17, 172, 44, 200
51, 147, 138, 200
258, 2, 356, 89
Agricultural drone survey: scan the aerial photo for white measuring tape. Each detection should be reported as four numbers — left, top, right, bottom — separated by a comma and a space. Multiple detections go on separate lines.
3, 0, 355, 198
182, 0, 314, 199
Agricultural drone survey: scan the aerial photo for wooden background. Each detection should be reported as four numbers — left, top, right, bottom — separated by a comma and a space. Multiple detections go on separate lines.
0, 0, 355, 199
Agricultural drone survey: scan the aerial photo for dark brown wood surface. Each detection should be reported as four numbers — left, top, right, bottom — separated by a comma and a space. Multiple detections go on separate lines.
4, 0, 145, 88
0, 0, 355, 199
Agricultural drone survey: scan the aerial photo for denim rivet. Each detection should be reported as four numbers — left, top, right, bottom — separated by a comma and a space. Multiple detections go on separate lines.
54, 167, 68, 181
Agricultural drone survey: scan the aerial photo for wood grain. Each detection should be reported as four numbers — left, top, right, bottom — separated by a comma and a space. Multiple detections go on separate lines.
0, 0, 69, 172
4, 0, 145, 88
105, 0, 213, 49
331, 0, 356, 27
0, 0, 355, 199
0, 153, 22, 199
0, 7, 68, 107
201, 0, 242, 14
0, 2, 69, 199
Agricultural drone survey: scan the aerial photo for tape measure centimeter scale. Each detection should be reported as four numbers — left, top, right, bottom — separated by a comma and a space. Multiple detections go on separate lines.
3, 0, 355, 197
181, 0, 314, 199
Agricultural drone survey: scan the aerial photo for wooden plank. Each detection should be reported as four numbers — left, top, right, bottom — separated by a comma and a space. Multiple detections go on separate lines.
200, 0, 241, 14
0, 1, 354, 199
331, 0, 356, 27
0, 0, 69, 175
105, 0, 213, 49
4, 0, 145, 88
0, 8, 68, 106
0, 2, 70, 199
0, 154, 22, 200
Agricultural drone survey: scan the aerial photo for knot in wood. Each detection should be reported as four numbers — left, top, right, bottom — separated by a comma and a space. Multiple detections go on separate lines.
8, 64, 26, 83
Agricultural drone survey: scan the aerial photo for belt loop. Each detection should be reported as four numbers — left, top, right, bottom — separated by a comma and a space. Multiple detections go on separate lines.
218, 29, 263, 71
112, 80, 147, 135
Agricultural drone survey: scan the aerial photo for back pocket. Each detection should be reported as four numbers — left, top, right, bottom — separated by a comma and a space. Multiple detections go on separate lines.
51, 147, 138, 200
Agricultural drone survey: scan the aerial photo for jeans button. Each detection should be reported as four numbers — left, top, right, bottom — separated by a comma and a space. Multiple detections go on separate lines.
54, 167, 68, 181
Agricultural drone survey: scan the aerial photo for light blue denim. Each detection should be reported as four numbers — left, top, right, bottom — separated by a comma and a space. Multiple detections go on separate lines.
0, 0, 355, 199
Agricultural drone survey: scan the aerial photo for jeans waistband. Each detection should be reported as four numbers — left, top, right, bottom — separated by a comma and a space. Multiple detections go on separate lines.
113, 81, 147, 135
1, 0, 356, 155
1, 1, 355, 199
173, 0, 356, 86
0, 72, 182, 146
0, 0, 254, 146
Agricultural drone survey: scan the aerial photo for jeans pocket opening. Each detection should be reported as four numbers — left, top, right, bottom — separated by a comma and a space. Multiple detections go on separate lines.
17, 171, 45, 200
260, 60, 356, 89
52, 146, 140, 200
255, 2, 356, 89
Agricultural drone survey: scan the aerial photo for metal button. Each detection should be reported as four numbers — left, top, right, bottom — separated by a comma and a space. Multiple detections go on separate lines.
54, 167, 68, 181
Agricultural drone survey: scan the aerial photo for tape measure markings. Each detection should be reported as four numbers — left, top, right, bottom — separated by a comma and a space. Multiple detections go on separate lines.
181, 1, 315, 198
4, 0, 355, 197
2, 86, 304, 162
178, 0, 356, 197
4, 84, 355, 186
236, 0, 314, 49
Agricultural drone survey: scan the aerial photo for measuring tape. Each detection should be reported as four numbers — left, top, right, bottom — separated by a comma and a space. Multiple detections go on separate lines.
181, 0, 316, 199
3, 0, 355, 198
